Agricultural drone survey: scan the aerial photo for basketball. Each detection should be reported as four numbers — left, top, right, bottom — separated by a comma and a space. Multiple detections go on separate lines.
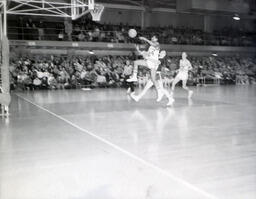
128, 29, 137, 38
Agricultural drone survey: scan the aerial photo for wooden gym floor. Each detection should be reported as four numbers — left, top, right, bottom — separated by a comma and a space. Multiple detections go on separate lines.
0, 85, 255, 199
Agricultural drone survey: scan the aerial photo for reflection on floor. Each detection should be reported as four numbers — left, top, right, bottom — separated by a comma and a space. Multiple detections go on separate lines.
0, 85, 256, 199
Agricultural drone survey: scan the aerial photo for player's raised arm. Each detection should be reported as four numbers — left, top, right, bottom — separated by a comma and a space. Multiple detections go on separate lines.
135, 44, 142, 55
139, 36, 159, 48
139, 37, 150, 43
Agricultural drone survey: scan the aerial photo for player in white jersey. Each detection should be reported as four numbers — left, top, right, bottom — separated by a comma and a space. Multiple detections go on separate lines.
127, 35, 164, 100
127, 35, 160, 83
130, 49, 175, 106
171, 52, 193, 98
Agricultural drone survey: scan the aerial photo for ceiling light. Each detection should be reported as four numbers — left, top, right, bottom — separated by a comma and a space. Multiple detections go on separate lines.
88, 50, 94, 55
233, 14, 240, 20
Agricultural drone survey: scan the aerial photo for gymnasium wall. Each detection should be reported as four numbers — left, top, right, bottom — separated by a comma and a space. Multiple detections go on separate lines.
9, 40, 256, 57
101, 8, 205, 29
145, 12, 204, 30
100, 8, 142, 26
100, 8, 255, 32
7, 7, 255, 33
177, 0, 250, 13
204, 15, 255, 32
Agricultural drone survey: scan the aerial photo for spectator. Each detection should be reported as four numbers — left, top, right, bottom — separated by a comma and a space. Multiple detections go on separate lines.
9, 54, 256, 91
64, 19, 73, 41
78, 31, 86, 41
58, 31, 64, 41
38, 20, 45, 40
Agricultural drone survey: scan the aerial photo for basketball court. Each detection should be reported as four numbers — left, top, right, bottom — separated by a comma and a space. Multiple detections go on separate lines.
0, 0, 256, 198
1, 85, 255, 199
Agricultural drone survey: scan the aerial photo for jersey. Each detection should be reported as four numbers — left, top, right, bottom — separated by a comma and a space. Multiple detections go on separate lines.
142, 44, 160, 70
147, 45, 160, 61
179, 59, 192, 73
176, 59, 192, 80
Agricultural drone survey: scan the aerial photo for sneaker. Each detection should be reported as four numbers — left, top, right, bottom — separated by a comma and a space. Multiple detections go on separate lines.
126, 87, 131, 94
188, 90, 193, 98
131, 93, 140, 102
127, 75, 138, 82
156, 90, 164, 102
167, 97, 175, 106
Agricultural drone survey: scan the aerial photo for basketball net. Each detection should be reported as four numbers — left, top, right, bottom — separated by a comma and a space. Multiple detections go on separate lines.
89, 4, 104, 21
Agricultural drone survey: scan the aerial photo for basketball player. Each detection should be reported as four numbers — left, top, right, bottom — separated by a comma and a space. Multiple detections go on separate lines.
127, 35, 160, 83
171, 52, 193, 98
122, 60, 135, 94
130, 49, 175, 106
127, 36, 165, 100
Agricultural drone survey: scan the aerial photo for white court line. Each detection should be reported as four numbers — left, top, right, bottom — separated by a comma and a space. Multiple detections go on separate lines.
16, 93, 219, 199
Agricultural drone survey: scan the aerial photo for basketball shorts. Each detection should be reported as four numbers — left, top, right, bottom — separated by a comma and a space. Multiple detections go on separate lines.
146, 59, 161, 70
176, 72, 188, 80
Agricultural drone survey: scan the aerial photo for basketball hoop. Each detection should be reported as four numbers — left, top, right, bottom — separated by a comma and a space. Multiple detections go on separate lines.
90, 4, 104, 21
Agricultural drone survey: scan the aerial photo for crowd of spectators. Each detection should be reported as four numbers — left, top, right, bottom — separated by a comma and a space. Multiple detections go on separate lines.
8, 17, 256, 46
9, 53, 256, 91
